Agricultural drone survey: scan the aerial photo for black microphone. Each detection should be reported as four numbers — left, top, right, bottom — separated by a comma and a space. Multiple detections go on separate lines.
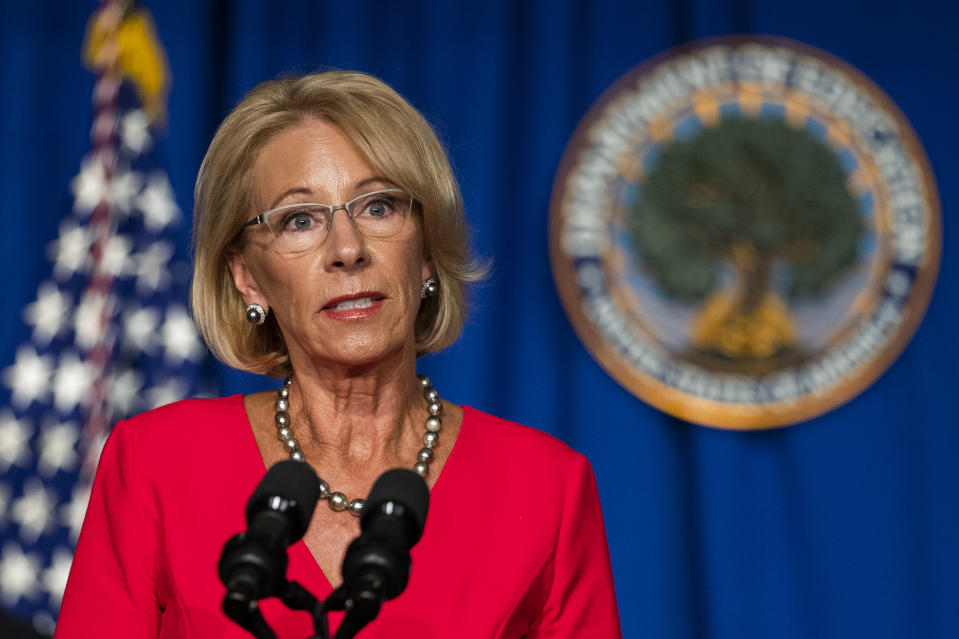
219, 460, 321, 621
332, 468, 430, 639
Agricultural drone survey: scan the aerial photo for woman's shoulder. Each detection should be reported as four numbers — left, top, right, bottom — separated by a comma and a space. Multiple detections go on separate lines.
100, 394, 260, 495
110, 395, 248, 444
447, 406, 601, 538
459, 405, 586, 468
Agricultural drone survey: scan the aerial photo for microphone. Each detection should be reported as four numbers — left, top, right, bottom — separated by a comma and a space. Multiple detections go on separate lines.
332, 468, 430, 639
218, 460, 321, 620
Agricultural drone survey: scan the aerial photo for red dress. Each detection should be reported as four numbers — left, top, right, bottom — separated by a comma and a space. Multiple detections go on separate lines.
55, 396, 621, 638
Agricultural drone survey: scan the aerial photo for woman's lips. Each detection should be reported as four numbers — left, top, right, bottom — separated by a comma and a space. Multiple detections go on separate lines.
321, 293, 386, 320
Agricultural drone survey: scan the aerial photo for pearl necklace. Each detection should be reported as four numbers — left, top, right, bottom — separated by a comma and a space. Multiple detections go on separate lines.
273, 374, 443, 517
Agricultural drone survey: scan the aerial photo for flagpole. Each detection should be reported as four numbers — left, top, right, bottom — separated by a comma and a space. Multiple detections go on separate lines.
79, 0, 124, 481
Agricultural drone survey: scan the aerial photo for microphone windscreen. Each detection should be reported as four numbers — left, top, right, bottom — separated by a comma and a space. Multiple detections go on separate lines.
246, 460, 320, 538
365, 468, 430, 536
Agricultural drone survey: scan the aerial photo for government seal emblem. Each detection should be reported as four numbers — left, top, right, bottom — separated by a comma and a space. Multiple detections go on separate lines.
549, 36, 941, 429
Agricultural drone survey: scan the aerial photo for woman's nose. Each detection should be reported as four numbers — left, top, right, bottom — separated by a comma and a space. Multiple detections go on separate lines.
323, 208, 368, 270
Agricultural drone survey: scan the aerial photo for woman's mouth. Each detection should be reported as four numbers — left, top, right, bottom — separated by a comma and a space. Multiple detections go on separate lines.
328, 296, 377, 311
321, 293, 386, 319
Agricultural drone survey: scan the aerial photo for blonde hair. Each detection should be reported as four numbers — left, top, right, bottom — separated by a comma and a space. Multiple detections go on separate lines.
191, 70, 485, 377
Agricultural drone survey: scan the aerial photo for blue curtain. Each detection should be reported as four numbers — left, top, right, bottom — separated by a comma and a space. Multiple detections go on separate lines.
1, 1, 957, 637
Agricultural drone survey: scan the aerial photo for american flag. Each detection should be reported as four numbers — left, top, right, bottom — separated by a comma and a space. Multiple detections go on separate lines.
0, 3, 211, 634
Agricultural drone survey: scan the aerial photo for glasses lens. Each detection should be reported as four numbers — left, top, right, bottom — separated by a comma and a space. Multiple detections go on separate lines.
349, 190, 412, 237
259, 190, 412, 255
266, 204, 330, 253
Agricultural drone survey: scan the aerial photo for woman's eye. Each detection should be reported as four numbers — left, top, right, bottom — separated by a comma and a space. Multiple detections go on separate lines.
282, 210, 319, 231
364, 198, 394, 218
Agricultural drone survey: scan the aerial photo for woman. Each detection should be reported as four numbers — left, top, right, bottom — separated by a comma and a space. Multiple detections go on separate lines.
56, 71, 621, 638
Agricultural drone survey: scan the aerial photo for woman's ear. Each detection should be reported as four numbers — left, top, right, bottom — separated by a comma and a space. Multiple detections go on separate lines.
421, 257, 433, 283
227, 250, 268, 312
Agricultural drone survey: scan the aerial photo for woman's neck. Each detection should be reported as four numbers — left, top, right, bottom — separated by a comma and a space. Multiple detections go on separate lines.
283, 346, 424, 467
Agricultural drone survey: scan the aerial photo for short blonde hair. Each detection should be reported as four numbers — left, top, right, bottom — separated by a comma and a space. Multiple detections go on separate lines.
191, 70, 485, 377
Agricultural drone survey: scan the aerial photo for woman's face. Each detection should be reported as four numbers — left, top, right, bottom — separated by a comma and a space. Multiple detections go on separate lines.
229, 118, 431, 370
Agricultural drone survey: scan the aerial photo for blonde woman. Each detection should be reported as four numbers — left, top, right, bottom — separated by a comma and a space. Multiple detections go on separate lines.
57, 71, 621, 638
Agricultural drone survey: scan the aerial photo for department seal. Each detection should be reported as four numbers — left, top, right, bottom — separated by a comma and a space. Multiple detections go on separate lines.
549, 36, 941, 429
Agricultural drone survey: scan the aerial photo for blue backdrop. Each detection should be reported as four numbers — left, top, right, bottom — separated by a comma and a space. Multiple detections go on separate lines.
1, 1, 957, 637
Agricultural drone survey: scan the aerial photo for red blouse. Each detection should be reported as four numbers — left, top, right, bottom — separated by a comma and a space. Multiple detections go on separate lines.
56, 396, 621, 638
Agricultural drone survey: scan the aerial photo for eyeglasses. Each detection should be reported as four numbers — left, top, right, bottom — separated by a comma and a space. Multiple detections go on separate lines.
243, 188, 414, 255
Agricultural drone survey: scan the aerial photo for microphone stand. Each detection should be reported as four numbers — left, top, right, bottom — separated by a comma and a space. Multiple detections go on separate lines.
222, 596, 277, 639
323, 583, 380, 639
281, 580, 330, 639
223, 577, 331, 639
225, 577, 390, 639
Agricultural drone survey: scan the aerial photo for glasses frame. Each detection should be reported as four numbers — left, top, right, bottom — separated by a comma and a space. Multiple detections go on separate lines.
242, 188, 413, 242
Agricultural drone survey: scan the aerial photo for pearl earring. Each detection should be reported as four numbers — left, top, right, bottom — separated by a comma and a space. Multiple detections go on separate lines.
246, 303, 266, 325
421, 277, 438, 299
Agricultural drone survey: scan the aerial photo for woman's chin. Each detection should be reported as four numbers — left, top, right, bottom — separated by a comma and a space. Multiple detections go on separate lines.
307, 335, 411, 371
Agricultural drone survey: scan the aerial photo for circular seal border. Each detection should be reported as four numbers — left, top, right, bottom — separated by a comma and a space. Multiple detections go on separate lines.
549, 35, 941, 429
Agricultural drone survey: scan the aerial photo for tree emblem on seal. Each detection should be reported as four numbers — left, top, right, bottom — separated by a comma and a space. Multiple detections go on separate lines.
630, 118, 864, 370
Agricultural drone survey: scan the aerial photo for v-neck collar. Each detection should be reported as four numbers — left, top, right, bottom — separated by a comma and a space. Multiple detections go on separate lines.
231, 393, 472, 595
